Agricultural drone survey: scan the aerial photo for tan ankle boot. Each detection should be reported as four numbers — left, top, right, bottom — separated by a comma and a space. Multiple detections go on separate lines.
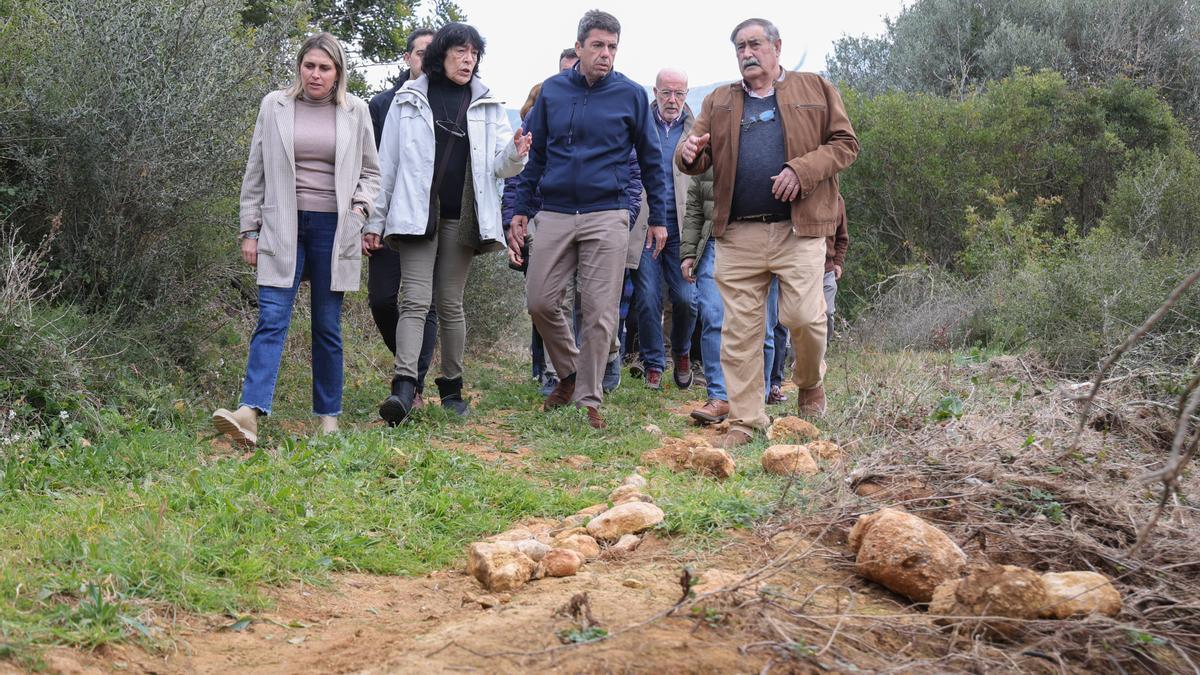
212, 405, 258, 447
318, 416, 338, 435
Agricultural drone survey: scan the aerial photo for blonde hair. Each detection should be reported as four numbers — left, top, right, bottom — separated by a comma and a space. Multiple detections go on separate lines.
286, 32, 350, 108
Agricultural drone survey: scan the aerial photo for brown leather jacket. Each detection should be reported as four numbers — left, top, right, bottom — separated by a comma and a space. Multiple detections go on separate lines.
675, 71, 858, 239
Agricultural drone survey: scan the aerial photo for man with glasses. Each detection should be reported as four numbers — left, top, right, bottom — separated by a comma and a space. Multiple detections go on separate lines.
629, 68, 697, 393
676, 17, 858, 448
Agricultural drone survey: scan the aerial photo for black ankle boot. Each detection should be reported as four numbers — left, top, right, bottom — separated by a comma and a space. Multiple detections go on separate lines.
435, 376, 471, 417
379, 376, 417, 426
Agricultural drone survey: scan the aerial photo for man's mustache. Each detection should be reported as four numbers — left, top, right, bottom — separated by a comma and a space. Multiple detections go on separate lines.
741, 57, 760, 69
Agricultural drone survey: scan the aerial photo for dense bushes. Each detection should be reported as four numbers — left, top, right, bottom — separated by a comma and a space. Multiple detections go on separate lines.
856, 219, 1200, 375
838, 70, 1199, 311
5, 0, 290, 360
828, 0, 1200, 127
984, 228, 1199, 372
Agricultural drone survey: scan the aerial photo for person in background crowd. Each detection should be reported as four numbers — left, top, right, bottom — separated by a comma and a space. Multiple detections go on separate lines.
680, 168, 727, 422
505, 48, 577, 397
631, 67, 696, 392
766, 287, 789, 403
366, 28, 438, 408
213, 32, 380, 446
509, 9, 669, 430
825, 194, 848, 344
368, 23, 530, 424
677, 17, 859, 447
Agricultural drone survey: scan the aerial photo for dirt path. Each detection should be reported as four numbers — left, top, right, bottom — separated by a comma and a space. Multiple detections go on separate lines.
23, 528, 891, 674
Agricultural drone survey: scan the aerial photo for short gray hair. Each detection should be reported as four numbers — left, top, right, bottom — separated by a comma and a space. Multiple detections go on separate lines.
730, 18, 780, 44
577, 9, 621, 44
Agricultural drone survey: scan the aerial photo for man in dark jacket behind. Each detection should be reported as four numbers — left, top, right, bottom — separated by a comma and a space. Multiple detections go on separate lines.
508, 9, 670, 430
366, 28, 436, 405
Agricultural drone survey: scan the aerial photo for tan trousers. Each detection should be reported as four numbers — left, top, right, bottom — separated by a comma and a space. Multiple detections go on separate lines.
715, 220, 827, 435
526, 210, 628, 408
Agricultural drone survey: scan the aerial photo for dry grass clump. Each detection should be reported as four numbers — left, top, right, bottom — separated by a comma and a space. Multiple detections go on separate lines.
728, 350, 1199, 672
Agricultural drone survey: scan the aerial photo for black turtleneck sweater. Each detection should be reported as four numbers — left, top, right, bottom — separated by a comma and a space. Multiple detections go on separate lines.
427, 77, 471, 219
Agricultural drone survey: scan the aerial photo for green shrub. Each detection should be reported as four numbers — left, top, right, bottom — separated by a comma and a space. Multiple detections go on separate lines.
463, 251, 527, 355
1103, 145, 1200, 254
853, 224, 1199, 375
983, 227, 1200, 373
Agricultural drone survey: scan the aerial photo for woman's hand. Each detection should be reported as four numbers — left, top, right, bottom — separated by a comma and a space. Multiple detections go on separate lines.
513, 127, 533, 157
362, 233, 382, 256
241, 236, 258, 267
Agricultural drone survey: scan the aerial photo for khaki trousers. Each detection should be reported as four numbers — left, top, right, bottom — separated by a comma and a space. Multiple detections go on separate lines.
526, 210, 628, 408
393, 218, 473, 382
715, 220, 827, 435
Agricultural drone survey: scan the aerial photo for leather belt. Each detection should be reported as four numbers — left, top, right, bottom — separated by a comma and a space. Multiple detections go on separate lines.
733, 214, 789, 223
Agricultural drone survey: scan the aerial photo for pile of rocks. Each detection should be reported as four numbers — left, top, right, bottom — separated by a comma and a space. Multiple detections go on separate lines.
640, 418, 845, 481
466, 474, 664, 593
849, 508, 1122, 636
640, 435, 736, 479
760, 417, 844, 477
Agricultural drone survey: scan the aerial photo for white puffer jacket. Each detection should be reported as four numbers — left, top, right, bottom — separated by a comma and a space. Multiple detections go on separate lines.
367, 75, 525, 245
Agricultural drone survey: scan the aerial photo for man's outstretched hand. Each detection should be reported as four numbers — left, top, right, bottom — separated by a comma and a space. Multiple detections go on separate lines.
680, 133, 710, 164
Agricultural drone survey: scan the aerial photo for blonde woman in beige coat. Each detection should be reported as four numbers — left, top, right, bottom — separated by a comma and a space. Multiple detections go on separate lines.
213, 32, 380, 447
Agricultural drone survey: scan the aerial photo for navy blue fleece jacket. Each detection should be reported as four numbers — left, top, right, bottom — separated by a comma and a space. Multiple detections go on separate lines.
514, 66, 667, 225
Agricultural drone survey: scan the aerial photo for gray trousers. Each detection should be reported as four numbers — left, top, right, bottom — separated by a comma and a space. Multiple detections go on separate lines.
526, 210, 628, 408
394, 218, 473, 381
823, 269, 838, 343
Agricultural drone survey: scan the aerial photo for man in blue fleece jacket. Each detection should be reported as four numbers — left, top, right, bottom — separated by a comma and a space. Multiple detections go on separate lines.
508, 9, 670, 430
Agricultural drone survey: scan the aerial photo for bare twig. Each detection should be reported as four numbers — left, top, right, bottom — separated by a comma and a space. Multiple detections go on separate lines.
1128, 366, 1200, 557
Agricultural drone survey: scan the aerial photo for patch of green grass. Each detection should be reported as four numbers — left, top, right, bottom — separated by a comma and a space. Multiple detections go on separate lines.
0, 347, 840, 662
0, 421, 586, 658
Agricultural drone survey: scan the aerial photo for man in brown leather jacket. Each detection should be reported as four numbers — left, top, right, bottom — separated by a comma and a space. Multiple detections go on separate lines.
676, 17, 858, 448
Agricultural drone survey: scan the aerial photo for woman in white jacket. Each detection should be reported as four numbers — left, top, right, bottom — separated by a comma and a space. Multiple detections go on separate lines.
365, 22, 530, 424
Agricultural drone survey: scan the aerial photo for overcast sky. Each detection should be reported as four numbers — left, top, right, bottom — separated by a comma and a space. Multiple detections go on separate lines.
359, 1, 908, 105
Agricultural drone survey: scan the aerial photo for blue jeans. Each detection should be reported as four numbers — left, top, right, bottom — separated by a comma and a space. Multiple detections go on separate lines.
769, 283, 789, 388
763, 277, 781, 396
634, 230, 695, 372
241, 210, 344, 416
692, 241, 726, 400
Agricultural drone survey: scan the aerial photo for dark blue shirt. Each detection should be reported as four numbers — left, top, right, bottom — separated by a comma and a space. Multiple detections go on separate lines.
515, 65, 668, 225
731, 94, 789, 221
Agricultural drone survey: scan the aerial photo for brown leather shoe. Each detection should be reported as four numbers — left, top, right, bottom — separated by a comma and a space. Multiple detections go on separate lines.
719, 428, 753, 448
797, 385, 827, 416
690, 399, 730, 424
543, 373, 576, 411
646, 369, 663, 390
767, 384, 788, 404
585, 406, 606, 429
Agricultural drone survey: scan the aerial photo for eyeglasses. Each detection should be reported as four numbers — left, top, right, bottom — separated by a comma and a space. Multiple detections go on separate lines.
657, 89, 688, 100
436, 119, 465, 138
741, 108, 775, 130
